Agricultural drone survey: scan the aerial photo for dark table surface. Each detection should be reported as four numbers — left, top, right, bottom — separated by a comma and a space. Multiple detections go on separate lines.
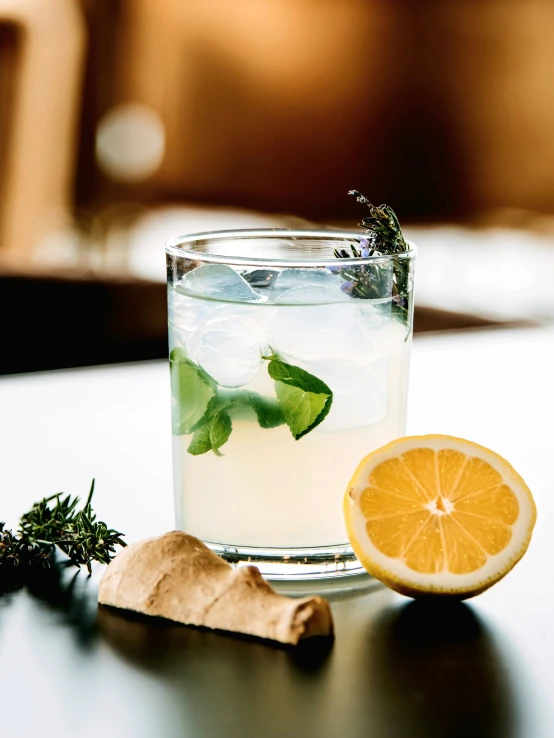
1, 327, 553, 738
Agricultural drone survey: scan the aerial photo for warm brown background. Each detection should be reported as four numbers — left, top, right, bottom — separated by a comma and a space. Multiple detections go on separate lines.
2, 0, 554, 246
75, 0, 554, 220
0, 0, 553, 372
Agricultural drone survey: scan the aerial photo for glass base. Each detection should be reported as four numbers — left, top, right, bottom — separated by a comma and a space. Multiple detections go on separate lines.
205, 541, 367, 581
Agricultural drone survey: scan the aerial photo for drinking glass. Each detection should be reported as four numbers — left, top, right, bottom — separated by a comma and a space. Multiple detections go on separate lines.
166, 229, 416, 580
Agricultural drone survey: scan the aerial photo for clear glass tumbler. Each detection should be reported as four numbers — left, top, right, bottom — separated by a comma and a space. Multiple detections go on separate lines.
166, 229, 416, 580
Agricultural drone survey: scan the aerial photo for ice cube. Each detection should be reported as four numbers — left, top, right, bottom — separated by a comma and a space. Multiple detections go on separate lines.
324, 319, 409, 431
168, 285, 227, 355
178, 264, 262, 302
241, 269, 279, 289
317, 355, 390, 432
169, 286, 211, 330
267, 269, 349, 303
267, 299, 407, 429
273, 283, 352, 305
190, 314, 266, 388
269, 299, 374, 370
273, 268, 338, 291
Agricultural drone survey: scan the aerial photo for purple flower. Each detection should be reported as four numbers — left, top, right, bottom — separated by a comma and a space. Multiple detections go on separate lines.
340, 280, 356, 296
326, 264, 341, 274
392, 294, 407, 308
359, 237, 371, 258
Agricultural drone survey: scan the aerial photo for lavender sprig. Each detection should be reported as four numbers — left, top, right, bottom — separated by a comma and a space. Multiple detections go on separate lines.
348, 190, 408, 253
332, 191, 412, 324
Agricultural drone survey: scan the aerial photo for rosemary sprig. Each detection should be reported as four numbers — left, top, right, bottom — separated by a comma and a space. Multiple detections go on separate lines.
0, 521, 51, 570
348, 190, 408, 253
331, 190, 412, 324
1, 480, 126, 584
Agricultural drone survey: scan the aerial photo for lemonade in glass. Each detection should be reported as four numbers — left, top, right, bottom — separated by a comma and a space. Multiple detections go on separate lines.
166, 228, 416, 579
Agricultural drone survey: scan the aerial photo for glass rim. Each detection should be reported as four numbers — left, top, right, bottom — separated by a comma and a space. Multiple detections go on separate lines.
165, 228, 417, 268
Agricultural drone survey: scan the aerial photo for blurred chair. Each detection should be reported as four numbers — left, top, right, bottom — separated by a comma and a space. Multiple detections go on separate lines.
0, 0, 84, 258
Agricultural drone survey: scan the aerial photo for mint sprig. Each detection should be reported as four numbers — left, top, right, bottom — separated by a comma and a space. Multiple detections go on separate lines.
266, 356, 333, 440
171, 348, 333, 455
186, 391, 286, 456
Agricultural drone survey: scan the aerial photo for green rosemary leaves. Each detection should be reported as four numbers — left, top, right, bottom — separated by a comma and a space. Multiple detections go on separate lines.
0, 480, 126, 587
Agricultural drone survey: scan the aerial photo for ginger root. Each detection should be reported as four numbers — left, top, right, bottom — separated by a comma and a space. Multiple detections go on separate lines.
98, 531, 334, 645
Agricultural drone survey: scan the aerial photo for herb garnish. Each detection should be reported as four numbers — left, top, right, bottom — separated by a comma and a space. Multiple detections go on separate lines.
265, 354, 333, 440
186, 391, 287, 456
348, 190, 408, 253
170, 347, 217, 434
188, 406, 233, 456
0, 481, 126, 585
331, 190, 412, 324
171, 348, 333, 455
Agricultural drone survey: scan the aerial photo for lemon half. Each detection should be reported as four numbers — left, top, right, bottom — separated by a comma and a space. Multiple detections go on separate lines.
344, 435, 537, 599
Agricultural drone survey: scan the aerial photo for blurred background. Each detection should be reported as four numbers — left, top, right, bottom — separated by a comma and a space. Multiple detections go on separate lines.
2, 0, 554, 373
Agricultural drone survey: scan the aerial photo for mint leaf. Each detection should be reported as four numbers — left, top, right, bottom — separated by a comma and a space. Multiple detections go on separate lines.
170, 351, 216, 434
170, 346, 188, 363
209, 410, 232, 455
188, 409, 232, 456
189, 394, 219, 432
246, 392, 285, 429
212, 390, 285, 430
186, 425, 212, 455
274, 383, 330, 439
185, 390, 283, 457
267, 359, 332, 395
267, 359, 333, 439
170, 347, 215, 388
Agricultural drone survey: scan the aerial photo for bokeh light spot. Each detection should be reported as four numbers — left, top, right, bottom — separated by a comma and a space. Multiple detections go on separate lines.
96, 103, 165, 182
